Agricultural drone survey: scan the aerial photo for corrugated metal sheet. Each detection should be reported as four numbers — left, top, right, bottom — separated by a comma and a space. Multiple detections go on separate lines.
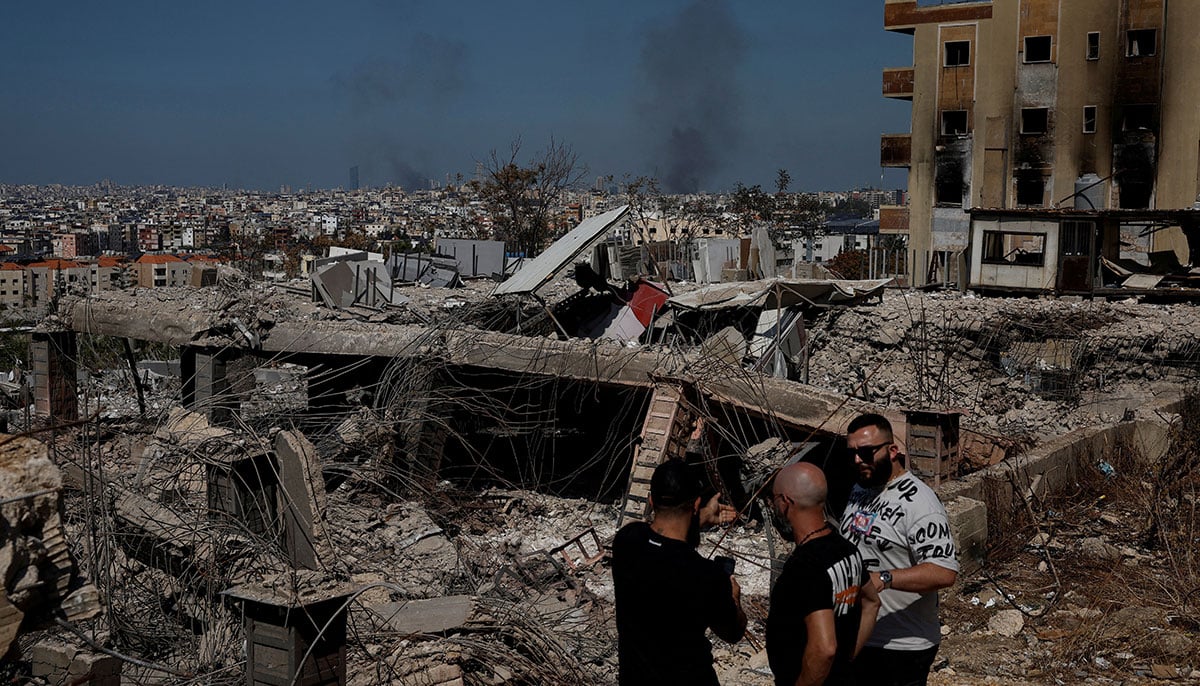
493, 205, 629, 296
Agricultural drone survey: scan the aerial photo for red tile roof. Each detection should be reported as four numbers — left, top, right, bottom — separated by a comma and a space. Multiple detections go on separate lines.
135, 254, 185, 264
27, 259, 83, 269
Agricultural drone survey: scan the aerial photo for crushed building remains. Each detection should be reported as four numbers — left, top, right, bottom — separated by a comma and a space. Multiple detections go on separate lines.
2, 202, 1200, 684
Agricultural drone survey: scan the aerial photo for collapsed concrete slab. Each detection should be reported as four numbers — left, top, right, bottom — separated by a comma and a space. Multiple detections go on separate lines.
0, 436, 101, 657
276, 430, 333, 570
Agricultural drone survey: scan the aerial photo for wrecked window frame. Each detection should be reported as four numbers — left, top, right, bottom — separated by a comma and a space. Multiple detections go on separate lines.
1126, 29, 1156, 57
1020, 108, 1050, 135
944, 40, 970, 67
981, 231, 1046, 266
941, 110, 969, 136
1023, 35, 1053, 63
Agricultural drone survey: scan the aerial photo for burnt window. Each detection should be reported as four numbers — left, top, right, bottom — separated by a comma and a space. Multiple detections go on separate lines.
1127, 29, 1156, 57
1083, 105, 1097, 134
1016, 174, 1046, 206
982, 231, 1046, 266
944, 41, 970, 66
1024, 36, 1052, 63
941, 110, 969, 136
1087, 32, 1100, 60
936, 153, 966, 206
1021, 108, 1050, 135
1122, 104, 1156, 131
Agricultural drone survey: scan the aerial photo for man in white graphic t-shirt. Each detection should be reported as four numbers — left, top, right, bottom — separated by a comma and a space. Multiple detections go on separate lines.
840, 413, 958, 686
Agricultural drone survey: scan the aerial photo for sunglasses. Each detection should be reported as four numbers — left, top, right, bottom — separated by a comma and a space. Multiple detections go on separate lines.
847, 442, 892, 461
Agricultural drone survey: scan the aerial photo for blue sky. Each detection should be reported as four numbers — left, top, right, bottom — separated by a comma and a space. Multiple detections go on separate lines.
0, 1, 913, 193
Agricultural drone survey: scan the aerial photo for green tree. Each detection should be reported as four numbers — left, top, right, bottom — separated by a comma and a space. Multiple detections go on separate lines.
730, 183, 774, 236
470, 137, 586, 256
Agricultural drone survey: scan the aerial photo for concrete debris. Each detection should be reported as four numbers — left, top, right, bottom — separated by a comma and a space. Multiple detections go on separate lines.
5, 275, 1199, 684
987, 609, 1025, 637
276, 429, 333, 570
367, 595, 478, 636
30, 638, 121, 686
0, 435, 100, 657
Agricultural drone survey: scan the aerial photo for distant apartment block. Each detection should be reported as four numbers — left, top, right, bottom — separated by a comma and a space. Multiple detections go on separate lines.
135, 254, 191, 288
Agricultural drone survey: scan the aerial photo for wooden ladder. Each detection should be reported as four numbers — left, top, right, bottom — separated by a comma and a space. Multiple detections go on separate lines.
618, 384, 690, 527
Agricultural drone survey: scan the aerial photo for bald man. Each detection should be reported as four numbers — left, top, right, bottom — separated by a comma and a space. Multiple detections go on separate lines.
767, 463, 880, 686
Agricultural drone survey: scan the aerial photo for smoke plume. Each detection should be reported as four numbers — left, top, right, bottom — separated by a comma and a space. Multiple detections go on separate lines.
636, 0, 746, 193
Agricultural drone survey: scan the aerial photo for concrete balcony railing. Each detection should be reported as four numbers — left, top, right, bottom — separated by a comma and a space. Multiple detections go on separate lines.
880, 134, 912, 168
879, 205, 910, 235
882, 67, 915, 99
884, 0, 993, 34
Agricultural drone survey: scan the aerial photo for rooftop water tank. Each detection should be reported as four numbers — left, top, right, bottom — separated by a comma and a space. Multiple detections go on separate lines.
1074, 174, 1106, 210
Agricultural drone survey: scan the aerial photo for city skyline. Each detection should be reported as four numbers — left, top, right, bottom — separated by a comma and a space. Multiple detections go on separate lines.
1, 1, 912, 193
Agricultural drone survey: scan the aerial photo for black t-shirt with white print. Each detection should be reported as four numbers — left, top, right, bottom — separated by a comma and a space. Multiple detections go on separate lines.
766, 530, 866, 686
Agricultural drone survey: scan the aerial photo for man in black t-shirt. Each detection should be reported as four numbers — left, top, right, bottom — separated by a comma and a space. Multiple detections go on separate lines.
612, 459, 746, 685
767, 463, 880, 685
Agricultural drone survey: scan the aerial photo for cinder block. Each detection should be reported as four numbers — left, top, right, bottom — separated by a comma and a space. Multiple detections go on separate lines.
945, 496, 987, 575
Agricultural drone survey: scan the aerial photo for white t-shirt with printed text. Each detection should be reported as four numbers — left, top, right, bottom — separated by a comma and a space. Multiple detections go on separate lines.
839, 472, 959, 651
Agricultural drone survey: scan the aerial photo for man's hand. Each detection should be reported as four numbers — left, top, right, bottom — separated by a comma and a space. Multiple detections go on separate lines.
699, 493, 736, 528
729, 575, 742, 604
868, 571, 886, 594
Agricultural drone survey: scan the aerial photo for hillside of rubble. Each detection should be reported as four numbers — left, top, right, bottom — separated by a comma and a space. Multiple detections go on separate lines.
4, 283, 1200, 684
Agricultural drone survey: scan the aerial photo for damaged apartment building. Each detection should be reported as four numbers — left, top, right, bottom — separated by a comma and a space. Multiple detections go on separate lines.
881, 0, 1200, 295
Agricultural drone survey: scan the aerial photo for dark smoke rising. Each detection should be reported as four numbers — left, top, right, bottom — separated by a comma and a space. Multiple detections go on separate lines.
336, 32, 467, 188
334, 32, 468, 111
636, 0, 746, 193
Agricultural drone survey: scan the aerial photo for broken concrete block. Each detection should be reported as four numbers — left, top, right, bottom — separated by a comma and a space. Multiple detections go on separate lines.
944, 496, 987, 574
275, 429, 332, 570
1, 435, 99, 655
368, 595, 478, 636
31, 638, 121, 686
155, 406, 233, 447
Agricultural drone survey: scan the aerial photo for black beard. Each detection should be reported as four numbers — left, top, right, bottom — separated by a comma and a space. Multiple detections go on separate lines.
771, 508, 795, 541
859, 456, 893, 488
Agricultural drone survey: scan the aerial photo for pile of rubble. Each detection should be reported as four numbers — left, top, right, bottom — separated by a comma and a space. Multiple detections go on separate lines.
806, 291, 1200, 440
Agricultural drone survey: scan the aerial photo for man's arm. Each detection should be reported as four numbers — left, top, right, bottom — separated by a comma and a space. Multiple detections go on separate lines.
794, 609, 837, 686
711, 575, 747, 643
855, 577, 881, 657
868, 561, 957, 595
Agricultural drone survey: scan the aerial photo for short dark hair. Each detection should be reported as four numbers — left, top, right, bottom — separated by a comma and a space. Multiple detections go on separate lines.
847, 413, 893, 438
650, 459, 701, 511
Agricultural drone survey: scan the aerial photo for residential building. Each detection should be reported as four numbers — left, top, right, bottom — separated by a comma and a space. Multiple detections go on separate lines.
135, 254, 191, 288
0, 263, 27, 309
881, 0, 1200, 286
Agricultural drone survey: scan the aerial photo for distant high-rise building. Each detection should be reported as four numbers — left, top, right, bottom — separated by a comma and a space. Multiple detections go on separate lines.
881, 0, 1200, 287
350, 165, 360, 191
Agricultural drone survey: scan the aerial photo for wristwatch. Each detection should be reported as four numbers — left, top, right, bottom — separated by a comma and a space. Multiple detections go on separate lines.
879, 570, 893, 589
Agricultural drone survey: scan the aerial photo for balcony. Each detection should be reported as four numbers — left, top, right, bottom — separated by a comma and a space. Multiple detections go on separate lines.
884, 1, 993, 34
880, 134, 912, 168
882, 67, 915, 99
879, 206, 910, 235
